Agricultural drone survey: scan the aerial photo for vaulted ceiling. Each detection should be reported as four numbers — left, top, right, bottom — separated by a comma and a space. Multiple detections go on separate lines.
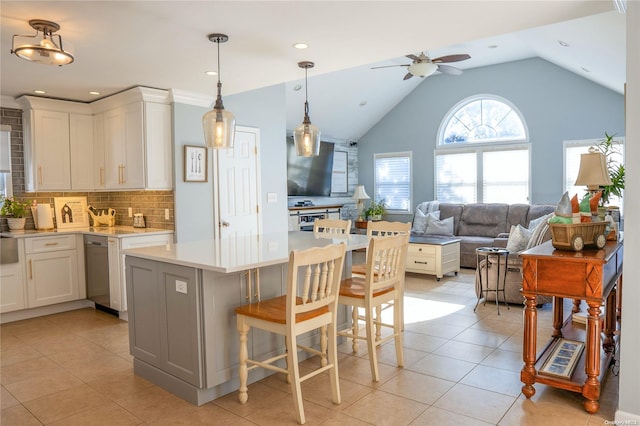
1, 1, 624, 141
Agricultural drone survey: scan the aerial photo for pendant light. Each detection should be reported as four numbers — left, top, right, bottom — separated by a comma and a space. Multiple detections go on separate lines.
11, 19, 74, 66
293, 61, 321, 157
202, 33, 236, 149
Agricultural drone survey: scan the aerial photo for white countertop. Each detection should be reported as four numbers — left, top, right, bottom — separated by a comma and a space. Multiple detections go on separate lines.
123, 231, 368, 273
1, 226, 174, 239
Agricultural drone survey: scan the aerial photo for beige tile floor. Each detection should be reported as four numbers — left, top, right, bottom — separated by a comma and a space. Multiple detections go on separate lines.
1, 269, 619, 425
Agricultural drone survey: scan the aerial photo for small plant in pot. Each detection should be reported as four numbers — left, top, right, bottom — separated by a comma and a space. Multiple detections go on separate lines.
1, 196, 30, 230
595, 132, 625, 207
365, 199, 386, 221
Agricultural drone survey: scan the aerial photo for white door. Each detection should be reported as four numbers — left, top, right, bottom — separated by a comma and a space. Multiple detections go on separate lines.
215, 126, 261, 239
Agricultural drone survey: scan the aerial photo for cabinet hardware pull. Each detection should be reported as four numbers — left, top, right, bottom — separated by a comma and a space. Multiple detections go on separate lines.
38, 166, 42, 186
414, 261, 428, 264
29, 259, 32, 279
44, 242, 59, 246
254, 269, 261, 301
121, 165, 126, 184
100, 167, 104, 186
245, 270, 251, 300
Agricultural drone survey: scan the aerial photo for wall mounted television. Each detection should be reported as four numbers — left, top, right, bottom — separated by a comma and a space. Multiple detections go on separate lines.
286, 137, 334, 197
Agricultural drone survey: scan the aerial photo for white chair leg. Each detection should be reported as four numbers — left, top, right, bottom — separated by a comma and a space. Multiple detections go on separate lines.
365, 306, 379, 382
237, 317, 250, 403
286, 334, 305, 425
394, 296, 404, 368
375, 305, 382, 341
351, 306, 359, 352
327, 322, 341, 405
320, 325, 328, 367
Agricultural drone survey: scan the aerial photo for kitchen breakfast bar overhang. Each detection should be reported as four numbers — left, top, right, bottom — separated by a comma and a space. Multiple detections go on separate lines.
123, 231, 368, 405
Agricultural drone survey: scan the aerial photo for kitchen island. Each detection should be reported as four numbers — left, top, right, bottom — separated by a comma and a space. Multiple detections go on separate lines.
123, 231, 368, 405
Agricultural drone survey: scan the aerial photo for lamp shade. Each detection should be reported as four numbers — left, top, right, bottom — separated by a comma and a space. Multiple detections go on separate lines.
293, 120, 321, 157
352, 185, 370, 201
203, 106, 235, 149
408, 61, 438, 78
574, 149, 612, 190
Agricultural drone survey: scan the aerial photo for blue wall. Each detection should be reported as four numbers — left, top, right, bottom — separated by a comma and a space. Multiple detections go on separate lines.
173, 83, 288, 242
357, 57, 625, 219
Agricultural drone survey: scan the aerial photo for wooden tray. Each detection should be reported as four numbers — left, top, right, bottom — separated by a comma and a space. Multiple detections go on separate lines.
549, 222, 607, 251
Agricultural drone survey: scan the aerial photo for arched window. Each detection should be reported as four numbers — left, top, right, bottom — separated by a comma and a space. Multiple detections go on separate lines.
435, 95, 530, 203
440, 95, 527, 145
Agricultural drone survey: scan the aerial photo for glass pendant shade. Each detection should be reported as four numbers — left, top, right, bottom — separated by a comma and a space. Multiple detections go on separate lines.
408, 61, 438, 77
293, 119, 321, 157
11, 20, 74, 66
203, 104, 236, 149
202, 33, 235, 149
294, 61, 320, 157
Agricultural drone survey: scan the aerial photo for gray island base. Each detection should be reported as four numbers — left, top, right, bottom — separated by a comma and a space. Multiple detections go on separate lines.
124, 231, 368, 405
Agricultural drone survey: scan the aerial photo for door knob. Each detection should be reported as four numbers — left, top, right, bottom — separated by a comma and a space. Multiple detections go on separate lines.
221, 221, 230, 227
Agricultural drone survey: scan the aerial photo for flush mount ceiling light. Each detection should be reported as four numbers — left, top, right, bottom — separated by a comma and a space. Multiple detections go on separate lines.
11, 19, 74, 66
202, 33, 236, 149
293, 61, 321, 157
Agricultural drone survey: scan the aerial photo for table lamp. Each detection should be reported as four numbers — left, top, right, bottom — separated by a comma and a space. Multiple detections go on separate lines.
574, 147, 612, 192
352, 185, 370, 221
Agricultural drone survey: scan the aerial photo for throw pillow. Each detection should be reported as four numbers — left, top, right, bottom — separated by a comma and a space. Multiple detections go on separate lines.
425, 215, 454, 236
412, 210, 440, 233
525, 213, 553, 250
528, 213, 551, 232
506, 224, 532, 252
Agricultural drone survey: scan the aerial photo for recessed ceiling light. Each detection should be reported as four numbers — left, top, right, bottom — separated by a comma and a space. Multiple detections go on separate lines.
488, 44, 498, 49
205, 70, 218, 76
359, 101, 367, 107
293, 43, 308, 49
581, 66, 591, 73
293, 84, 302, 91
558, 40, 570, 47
34, 90, 46, 94
89, 91, 100, 95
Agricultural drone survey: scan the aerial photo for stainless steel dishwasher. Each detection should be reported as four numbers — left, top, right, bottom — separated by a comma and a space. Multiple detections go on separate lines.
84, 235, 115, 315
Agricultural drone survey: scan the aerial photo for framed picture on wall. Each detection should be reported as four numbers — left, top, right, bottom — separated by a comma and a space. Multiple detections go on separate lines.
184, 145, 208, 182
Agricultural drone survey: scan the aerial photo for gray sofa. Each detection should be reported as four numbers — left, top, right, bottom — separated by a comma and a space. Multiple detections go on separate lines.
412, 201, 556, 305
412, 202, 555, 268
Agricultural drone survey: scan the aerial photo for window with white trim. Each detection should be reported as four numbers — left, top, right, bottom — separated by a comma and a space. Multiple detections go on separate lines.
373, 152, 411, 213
436, 95, 530, 203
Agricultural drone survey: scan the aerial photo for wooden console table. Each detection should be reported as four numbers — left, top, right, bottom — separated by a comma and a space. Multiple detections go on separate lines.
519, 239, 623, 414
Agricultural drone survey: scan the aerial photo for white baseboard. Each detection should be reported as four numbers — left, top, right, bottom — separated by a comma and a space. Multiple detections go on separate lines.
0, 300, 94, 324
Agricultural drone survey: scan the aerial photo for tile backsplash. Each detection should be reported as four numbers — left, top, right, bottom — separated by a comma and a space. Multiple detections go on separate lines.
1, 106, 175, 232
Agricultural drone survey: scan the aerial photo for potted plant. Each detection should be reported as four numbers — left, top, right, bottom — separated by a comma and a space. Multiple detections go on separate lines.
365, 199, 386, 221
1, 196, 30, 230
595, 132, 625, 207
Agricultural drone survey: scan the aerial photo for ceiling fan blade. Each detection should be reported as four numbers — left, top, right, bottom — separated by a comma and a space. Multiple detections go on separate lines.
371, 64, 409, 69
432, 54, 471, 63
405, 54, 420, 61
403, 72, 414, 80
437, 64, 463, 75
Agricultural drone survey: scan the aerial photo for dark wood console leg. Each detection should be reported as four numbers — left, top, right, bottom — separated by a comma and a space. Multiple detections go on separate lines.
583, 301, 602, 414
552, 296, 564, 338
603, 288, 616, 353
572, 298, 581, 313
521, 295, 537, 398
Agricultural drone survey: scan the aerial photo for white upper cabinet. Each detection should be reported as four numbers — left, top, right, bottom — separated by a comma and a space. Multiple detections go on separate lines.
92, 87, 172, 191
18, 86, 172, 193
18, 96, 94, 192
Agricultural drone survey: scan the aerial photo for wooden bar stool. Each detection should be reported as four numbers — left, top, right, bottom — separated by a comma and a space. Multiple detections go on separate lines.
338, 233, 409, 381
235, 243, 346, 425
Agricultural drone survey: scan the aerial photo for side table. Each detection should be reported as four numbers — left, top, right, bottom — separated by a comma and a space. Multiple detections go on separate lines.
474, 247, 510, 315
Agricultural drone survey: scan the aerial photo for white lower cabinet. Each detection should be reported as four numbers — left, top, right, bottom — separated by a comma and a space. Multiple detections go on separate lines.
109, 233, 174, 312
24, 235, 84, 308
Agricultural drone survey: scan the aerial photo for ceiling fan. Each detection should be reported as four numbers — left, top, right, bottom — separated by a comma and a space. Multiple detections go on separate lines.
372, 52, 471, 80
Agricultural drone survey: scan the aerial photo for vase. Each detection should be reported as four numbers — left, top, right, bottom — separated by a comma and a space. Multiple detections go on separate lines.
7, 217, 26, 230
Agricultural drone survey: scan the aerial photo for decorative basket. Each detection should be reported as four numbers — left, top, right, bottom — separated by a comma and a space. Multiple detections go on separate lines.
549, 222, 607, 251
